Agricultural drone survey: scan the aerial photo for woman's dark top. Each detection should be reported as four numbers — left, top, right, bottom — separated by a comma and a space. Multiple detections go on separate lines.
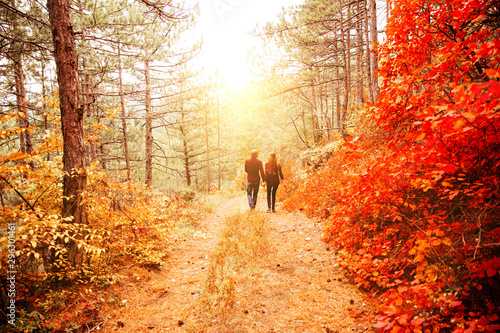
265, 162, 284, 186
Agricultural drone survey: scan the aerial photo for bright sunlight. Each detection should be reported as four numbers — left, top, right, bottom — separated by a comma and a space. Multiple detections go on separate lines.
196, 0, 304, 90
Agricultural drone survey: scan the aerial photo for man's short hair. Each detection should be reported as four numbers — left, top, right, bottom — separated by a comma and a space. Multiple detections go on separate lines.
251, 149, 259, 158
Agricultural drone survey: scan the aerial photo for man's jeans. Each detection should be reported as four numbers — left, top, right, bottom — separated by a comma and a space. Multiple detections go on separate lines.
247, 182, 260, 208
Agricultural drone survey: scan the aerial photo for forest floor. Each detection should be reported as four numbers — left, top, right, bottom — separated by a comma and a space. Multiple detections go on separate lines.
96, 195, 373, 333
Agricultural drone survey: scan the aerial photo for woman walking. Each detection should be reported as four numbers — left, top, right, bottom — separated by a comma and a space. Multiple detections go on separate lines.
264, 152, 284, 213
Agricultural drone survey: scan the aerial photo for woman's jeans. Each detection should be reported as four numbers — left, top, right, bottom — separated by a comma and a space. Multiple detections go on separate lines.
267, 184, 279, 211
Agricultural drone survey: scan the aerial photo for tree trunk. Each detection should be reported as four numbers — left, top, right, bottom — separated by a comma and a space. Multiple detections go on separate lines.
364, 0, 374, 103
323, 76, 330, 140
369, 0, 380, 101
340, 7, 349, 138
205, 96, 210, 193
334, 33, 341, 131
145, 59, 153, 186
356, 0, 365, 103
47, 0, 87, 266
100, 144, 106, 170
10, 1, 33, 157
179, 102, 191, 187
346, 5, 352, 108
83, 61, 98, 163
301, 106, 308, 144
217, 87, 221, 190
310, 79, 319, 144
118, 44, 131, 180
78, 6, 97, 165
183, 134, 191, 186
13, 56, 33, 155
41, 62, 50, 161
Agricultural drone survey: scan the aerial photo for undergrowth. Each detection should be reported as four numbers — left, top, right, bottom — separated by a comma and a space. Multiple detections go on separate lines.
202, 211, 269, 318
283, 1, 500, 331
0, 159, 213, 332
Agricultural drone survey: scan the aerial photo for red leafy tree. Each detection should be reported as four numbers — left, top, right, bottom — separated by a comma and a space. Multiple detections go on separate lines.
285, 0, 500, 331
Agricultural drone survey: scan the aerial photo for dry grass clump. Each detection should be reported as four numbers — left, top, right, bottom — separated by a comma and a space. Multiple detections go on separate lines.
202, 211, 268, 315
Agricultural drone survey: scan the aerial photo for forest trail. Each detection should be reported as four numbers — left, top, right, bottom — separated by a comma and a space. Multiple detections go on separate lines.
99, 196, 370, 332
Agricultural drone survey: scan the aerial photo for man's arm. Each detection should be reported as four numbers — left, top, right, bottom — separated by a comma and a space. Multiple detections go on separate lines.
259, 161, 265, 181
244, 160, 248, 173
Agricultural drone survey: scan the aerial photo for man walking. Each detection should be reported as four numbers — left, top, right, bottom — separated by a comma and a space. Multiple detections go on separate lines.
245, 149, 265, 209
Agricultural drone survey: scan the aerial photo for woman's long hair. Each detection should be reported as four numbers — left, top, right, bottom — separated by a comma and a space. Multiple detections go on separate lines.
267, 152, 278, 175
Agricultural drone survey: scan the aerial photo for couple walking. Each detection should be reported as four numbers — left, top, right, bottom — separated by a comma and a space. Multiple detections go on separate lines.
244, 149, 284, 212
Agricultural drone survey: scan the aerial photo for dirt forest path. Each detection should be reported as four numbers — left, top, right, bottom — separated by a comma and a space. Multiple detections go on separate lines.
100, 196, 371, 333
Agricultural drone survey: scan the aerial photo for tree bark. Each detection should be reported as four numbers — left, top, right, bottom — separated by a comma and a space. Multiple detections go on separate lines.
182, 132, 191, 186
118, 44, 131, 180
41, 61, 50, 161
179, 101, 191, 186
100, 144, 106, 170
82, 59, 98, 163
217, 87, 221, 189
301, 106, 308, 145
364, 0, 374, 103
334, 29, 341, 131
369, 0, 380, 101
323, 76, 330, 140
13, 56, 33, 155
340, 7, 349, 138
356, 0, 365, 103
145, 59, 153, 186
346, 5, 352, 109
77, 4, 97, 164
47, 0, 87, 265
9, 1, 33, 157
205, 95, 210, 193
310, 78, 319, 144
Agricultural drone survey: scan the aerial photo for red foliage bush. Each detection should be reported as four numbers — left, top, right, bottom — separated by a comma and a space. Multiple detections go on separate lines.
285, 0, 500, 331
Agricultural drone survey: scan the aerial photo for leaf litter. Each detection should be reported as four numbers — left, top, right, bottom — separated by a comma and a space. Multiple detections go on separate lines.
97, 196, 373, 332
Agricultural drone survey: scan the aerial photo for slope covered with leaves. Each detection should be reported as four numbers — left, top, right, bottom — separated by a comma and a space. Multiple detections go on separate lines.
284, 0, 500, 332
0, 102, 209, 331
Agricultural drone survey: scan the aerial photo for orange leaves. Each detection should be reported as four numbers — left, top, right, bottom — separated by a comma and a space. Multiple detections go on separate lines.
484, 68, 499, 78
451, 10, 462, 19
431, 238, 442, 246
397, 285, 408, 293
411, 317, 426, 326
414, 132, 426, 142
475, 258, 500, 279
412, 255, 426, 267
440, 181, 452, 188
284, 0, 500, 331
453, 118, 467, 130
342, 141, 357, 149
485, 267, 497, 278
0, 112, 19, 123
381, 305, 398, 316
